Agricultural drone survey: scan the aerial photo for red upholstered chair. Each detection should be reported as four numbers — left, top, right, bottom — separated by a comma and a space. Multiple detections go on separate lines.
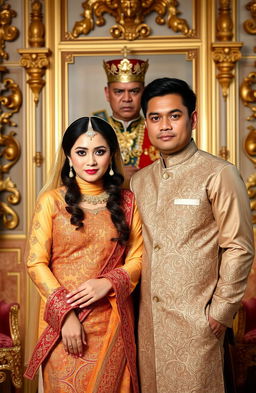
233, 297, 256, 392
0, 300, 22, 389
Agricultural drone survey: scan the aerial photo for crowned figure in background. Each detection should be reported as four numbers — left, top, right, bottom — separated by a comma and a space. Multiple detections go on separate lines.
94, 55, 159, 185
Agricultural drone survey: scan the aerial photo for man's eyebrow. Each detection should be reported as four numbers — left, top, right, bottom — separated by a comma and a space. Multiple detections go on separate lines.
148, 109, 183, 116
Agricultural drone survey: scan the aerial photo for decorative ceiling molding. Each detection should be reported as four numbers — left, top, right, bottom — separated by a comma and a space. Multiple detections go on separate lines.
65, 0, 195, 41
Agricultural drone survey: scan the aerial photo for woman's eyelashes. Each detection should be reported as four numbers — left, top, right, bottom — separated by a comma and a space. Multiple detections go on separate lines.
75, 148, 108, 157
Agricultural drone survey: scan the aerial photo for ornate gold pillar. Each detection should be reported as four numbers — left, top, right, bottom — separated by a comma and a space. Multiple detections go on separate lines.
18, 2, 51, 392
212, 0, 243, 163
240, 1, 256, 228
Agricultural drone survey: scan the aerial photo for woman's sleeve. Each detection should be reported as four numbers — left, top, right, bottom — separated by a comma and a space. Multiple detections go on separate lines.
26, 191, 62, 302
121, 201, 143, 292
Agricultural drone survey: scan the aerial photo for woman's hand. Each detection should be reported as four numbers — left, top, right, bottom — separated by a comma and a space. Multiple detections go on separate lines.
61, 310, 87, 357
66, 278, 113, 308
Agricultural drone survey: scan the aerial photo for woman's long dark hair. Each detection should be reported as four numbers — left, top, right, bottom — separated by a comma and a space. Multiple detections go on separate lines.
61, 116, 130, 245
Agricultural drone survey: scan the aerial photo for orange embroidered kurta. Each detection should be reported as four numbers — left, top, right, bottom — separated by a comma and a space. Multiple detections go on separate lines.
131, 139, 254, 393
25, 178, 142, 393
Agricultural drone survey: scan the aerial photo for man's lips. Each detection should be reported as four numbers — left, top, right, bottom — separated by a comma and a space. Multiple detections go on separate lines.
158, 133, 175, 140
121, 106, 133, 111
84, 169, 98, 174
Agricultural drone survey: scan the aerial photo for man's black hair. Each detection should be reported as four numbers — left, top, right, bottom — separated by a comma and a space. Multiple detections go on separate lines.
141, 77, 196, 117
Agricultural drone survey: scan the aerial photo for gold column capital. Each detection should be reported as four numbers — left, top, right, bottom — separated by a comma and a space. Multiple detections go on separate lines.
18, 48, 51, 104
212, 42, 243, 98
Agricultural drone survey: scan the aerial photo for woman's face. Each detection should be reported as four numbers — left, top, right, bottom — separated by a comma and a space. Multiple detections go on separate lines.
69, 131, 112, 183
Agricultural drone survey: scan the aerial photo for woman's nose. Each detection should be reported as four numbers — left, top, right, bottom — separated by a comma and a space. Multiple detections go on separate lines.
87, 153, 96, 165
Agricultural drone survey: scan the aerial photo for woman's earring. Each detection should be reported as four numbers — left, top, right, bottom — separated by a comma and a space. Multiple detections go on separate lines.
69, 162, 74, 178
109, 163, 114, 176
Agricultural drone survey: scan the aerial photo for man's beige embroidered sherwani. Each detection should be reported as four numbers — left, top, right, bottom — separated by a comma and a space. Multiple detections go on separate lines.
130, 139, 254, 393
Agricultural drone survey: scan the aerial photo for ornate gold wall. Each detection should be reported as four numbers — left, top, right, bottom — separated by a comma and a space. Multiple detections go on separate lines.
0, 1, 255, 392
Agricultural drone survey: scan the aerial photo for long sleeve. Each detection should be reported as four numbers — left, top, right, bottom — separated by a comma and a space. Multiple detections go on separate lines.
121, 201, 143, 292
26, 191, 62, 302
208, 164, 255, 327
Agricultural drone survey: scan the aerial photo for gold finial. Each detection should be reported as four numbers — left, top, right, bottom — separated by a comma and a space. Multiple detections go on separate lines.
121, 46, 131, 58
28, 0, 45, 48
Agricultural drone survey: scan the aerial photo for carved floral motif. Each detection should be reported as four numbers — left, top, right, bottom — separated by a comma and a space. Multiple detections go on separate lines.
66, 0, 195, 41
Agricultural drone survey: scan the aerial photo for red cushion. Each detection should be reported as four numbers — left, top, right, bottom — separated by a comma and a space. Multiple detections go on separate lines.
0, 332, 13, 348
243, 329, 256, 343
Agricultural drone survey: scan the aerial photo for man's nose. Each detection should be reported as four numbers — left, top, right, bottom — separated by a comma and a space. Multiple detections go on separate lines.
122, 91, 132, 102
161, 117, 172, 130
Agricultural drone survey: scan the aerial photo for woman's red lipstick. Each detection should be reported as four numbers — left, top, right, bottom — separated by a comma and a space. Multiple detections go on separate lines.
85, 169, 98, 174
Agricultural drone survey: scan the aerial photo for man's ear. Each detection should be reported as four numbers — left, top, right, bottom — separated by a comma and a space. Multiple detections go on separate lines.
104, 86, 110, 102
191, 110, 198, 130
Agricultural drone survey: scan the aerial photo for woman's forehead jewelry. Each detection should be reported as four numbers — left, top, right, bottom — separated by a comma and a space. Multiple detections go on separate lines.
85, 119, 97, 140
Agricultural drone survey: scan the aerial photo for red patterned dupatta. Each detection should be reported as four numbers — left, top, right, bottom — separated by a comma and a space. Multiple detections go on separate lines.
24, 190, 139, 393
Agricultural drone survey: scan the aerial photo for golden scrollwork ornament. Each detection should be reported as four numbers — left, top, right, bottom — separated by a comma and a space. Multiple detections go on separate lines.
66, 0, 195, 41
0, 68, 22, 230
0, 177, 21, 229
243, 0, 256, 35
246, 173, 256, 225
240, 72, 256, 121
0, 1, 19, 59
0, 77, 22, 127
244, 126, 256, 165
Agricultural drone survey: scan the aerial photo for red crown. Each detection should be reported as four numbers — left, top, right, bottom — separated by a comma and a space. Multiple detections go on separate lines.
103, 58, 148, 83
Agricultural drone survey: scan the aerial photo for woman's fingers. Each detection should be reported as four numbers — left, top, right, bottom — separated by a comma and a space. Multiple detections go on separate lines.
67, 292, 93, 307
66, 279, 112, 307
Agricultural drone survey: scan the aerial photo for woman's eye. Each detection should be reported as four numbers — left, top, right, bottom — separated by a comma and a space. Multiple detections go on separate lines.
150, 116, 159, 121
76, 150, 86, 156
95, 149, 106, 156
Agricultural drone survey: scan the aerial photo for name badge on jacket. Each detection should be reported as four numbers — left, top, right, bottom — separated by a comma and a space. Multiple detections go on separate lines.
174, 198, 200, 206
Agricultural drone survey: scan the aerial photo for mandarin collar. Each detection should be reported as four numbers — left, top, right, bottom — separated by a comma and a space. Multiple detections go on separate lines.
160, 139, 198, 169
75, 176, 104, 195
111, 116, 142, 131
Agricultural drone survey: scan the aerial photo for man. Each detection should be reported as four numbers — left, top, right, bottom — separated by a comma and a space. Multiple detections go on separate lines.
130, 77, 254, 393
102, 57, 159, 182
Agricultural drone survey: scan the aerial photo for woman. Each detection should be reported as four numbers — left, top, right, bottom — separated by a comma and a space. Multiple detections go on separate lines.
24, 116, 142, 393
